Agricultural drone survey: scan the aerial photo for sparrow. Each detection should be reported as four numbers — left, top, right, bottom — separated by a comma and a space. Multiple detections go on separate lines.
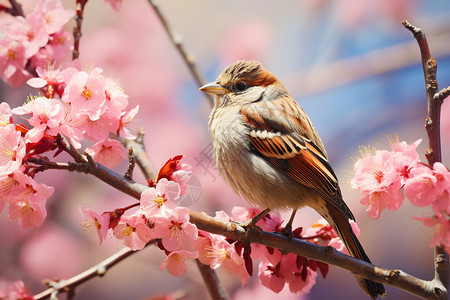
200, 60, 386, 299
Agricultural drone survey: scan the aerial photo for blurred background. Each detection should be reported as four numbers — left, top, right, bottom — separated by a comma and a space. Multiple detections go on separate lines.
1, 0, 450, 299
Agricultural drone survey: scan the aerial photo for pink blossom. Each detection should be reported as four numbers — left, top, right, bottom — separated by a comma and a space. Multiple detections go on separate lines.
85, 138, 128, 169
0, 124, 26, 177
352, 146, 405, 218
0, 172, 21, 200
352, 149, 398, 191
113, 214, 154, 250
61, 68, 107, 121
58, 103, 85, 149
231, 206, 282, 232
79, 206, 110, 244
30, 0, 75, 35
360, 185, 404, 219
12, 97, 64, 142
117, 105, 139, 139
27, 65, 65, 89
7, 171, 53, 228
388, 139, 421, 184
280, 253, 317, 293
219, 207, 283, 262
153, 207, 198, 252
258, 261, 285, 293
4, 14, 49, 58
0, 102, 13, 127
197, 232, 249, 285
140, 178, 180, 217
105, 77, 129, 116
259, 252, 319, 294
159, 250, 199, 277
389, 138, 421, 160
303, 218, 360, 255
80, 112, 118, 142
171, 162, 192, 196
44, 30, 72, 64
284, 267, 317, 294
433, 192, 450, 217
404, 165, 440, 207
0, 39, 29, 86
414, 214, 450, 251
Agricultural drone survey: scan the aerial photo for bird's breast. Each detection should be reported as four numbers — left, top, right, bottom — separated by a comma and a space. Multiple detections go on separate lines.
209, 109, 318, 210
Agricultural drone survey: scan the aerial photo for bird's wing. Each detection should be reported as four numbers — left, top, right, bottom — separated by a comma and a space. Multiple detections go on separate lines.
241, 96, 354, 220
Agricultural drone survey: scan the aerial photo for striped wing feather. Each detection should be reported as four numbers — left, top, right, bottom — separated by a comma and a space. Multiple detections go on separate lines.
241, 98, 354, 220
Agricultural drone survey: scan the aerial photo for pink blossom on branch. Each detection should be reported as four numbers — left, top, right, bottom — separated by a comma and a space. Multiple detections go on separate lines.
80, 206, 111, 245
155, 155, 192, 196
196, 231, 249, 286
117, 105, 139, 139
7, 170, 54, 228
113, 214, 154, 251
404, 165, 442, 207
0, 124, 26, 177
12, 97, 64, 143
351, 139, 421, 218
61, 68, 107, 121
153, 207, 198, 252
0, 102, 13, 127
139, 178, 180, 217
0, 39, 29, 87
159, 250, 199, 277
414, 214, 450, 252
30, 0, 75, 35
85, 138, 128, 169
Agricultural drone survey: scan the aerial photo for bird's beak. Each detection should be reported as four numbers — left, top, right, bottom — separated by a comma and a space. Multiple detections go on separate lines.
199, 82, 228, 95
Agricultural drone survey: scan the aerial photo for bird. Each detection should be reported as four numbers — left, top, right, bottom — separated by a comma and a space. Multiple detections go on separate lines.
199, 60, 386, 299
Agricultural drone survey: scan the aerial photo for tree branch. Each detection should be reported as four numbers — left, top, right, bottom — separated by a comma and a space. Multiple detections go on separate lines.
34, 242, 156, 300
32, 148, 445, 299
146, 0, 214, 107
403, 19, 449, 298
8, 0, 24, 16
189, 211, 447, 300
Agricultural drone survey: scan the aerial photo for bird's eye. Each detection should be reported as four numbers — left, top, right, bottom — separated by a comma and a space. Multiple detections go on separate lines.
235, 82, 247, 91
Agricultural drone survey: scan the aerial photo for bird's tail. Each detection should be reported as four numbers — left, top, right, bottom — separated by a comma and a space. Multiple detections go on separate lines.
325, 203, 386, 299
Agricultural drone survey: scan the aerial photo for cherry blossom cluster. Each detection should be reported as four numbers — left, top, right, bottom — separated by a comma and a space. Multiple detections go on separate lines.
81, 159, 355, 296
0, 0, 74, 87
0, 61, 138, 228
351, 138, 450, 251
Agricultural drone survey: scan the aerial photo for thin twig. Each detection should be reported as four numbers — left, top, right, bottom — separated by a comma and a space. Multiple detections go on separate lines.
120, 129, 158, 180
402, 20, 441, 164
73, 0, 88, 60
8, 0, 24, 16
147, 0, 214, 107
124, 147, 136, 180
403, 19, 449, 298
195, 260, 228, 300
56, 135, 87, 163
34, 242, 156, 300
